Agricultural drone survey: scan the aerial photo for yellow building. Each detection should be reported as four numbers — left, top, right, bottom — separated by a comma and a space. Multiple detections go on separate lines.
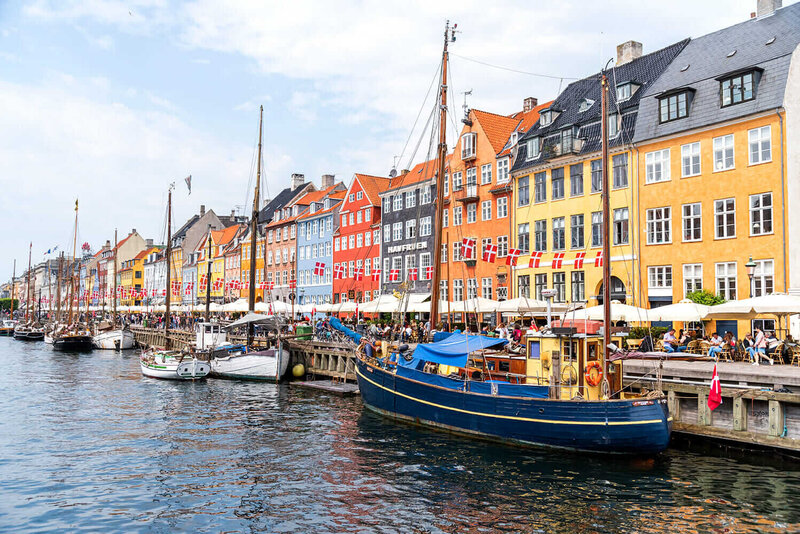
196, 225, 243, 302
511, 41, 688, 314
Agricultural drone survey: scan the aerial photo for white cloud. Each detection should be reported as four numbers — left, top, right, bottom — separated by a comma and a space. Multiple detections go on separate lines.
287, 91, 319, 123
233, 94, 272, 112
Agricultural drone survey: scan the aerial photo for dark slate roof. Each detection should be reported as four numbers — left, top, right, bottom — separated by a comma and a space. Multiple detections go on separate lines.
173, 214, 199, 240
634, 3, 800, 143
513, 39, 689, 174
257, 186, 299, 224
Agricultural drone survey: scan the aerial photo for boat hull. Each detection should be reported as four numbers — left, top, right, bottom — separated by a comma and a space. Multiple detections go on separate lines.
140, 357, 210, 380
53, 335, 94, 352
210, 349, 289, 381
355, 358, 671, 454
0, 328, 14, 337
93, 330, 136, 350
13, 329, 44, 341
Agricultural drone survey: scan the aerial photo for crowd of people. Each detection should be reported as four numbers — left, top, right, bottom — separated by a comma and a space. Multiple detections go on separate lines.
659, 326, 796, 365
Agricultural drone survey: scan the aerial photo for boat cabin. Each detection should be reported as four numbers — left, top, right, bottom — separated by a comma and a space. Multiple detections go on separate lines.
196, 322, 226, 350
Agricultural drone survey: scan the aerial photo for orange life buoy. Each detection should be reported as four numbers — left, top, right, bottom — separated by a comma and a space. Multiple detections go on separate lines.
584, 361, 603, 387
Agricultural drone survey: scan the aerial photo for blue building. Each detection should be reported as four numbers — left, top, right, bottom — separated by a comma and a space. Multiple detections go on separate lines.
295, 193, 343, 310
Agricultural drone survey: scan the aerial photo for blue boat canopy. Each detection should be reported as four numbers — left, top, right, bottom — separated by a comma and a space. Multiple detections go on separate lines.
400, 333, 508, 368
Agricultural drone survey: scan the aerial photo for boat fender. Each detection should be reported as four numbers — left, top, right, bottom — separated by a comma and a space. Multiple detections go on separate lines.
584, 361, 603, 387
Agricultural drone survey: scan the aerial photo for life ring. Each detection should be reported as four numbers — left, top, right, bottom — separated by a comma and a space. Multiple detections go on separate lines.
584, 361, 603, 387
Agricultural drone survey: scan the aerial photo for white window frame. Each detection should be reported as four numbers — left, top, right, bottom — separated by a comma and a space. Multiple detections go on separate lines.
646, 207, 672, 245
714, 198, 736, 240
681, 142, 701, 178
715, 261, 737, 300
713, 134, 735, 172
683, 263, 703, 297
481, 200, 492, 221
481, 163, 492, 185
648, 265, 673, 289
526, 138, 540, 161
392, 222, 402, 241
682, 202, 702, 242
497, 157, 510, 183
466, 203, 477, 224
748, 126, 771, 165
461, 132, 476, 159
497, 197, 508, 219
752, 259, 774, 297
420, 216, 432, 237
405, 190, 416, 209
749, 192, 773, 236
645, 149, 671, 184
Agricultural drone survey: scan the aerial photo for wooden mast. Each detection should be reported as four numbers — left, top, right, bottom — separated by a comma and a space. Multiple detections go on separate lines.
67, 199, 78, 325
56, 254, 62, 325
113, 229, 118, 328
430, 21, 454, 329
25, 244, 31, 323
164, 186, 173, 348
600, 72, 612, 396
247, 105, 263, 346
204, 225, 212, 320
10, 259, 15, 321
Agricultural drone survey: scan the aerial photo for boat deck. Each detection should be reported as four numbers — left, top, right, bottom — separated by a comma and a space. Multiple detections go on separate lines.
291, 380, 360, 397
624, 358, 800, 390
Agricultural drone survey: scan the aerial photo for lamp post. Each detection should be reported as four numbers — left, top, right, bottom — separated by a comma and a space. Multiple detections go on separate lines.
745, 256, 756, 298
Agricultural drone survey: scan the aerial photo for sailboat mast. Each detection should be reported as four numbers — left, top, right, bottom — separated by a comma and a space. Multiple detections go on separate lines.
164, 186, 173, 346
56, 254, 62, 324
10, 259, 15, 320
430, 21, 453, 328
25, 243, 32, 323
205, 226, 212, 321
248, 106, 263, 346
113, 229, 118, 328
600, 72, 612, 390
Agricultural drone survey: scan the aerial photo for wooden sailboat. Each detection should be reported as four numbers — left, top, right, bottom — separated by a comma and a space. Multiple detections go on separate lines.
14, 243, 45, 341
141, 184, 209, 379
94, 229, 135, 349
0, 260, 17, 335
352, 23, 671, 454
208, 105, 289, 381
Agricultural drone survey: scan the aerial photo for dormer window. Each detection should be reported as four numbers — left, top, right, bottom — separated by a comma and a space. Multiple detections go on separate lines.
615, 82, 638, 102
539, 109, 557, 127
578, 98, 595, 113
526, 137, 540, 161
510, 131, 518, 146
292, 205, 299, 216
720, 70, 760, 107
658, 89, 694, 123
608, 113, 619, 138
461, 132, 476, 160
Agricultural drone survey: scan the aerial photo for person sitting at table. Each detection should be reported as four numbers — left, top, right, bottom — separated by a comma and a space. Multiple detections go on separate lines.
766, 331, 780, 356
663, 328, 680, 353
708, 332, 724, 359
678, 329, 691, 347
742, 333, 756, 363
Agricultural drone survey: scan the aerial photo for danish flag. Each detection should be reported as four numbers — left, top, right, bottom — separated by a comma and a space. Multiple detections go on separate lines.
389, 269, 399, 282
552, 252, 565, 269
92, 291, 99, 299
242, 280, 250, 290
161, 288, 167, 296
371, 269, 381, 281
354, 268, 363, 281
574, 252, 586, 269
461, 237, 476, 260
257, 281, 266, 290
408, 267, 418, 281
506, 248, 521, 266
212, 279, 223, 291
482, 244, 497, 263
334, 264, 345, 279
171, 280, 181, 295
595, 251, 603, 267
314, 262, 325, 276
425, 265, 434, 280
289, 279, 297, 290
529, 251, 543, 268
184, 282, 194, 295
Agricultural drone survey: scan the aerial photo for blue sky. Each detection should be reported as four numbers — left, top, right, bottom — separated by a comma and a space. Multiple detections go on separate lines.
0, 0, 786, 280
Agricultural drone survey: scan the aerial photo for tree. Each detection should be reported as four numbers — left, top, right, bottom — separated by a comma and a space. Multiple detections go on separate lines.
686, 289, 725, 306
0, 298, 19, 312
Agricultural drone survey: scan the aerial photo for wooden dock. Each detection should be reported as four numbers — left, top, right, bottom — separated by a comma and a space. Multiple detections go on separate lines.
292, 380, 360, 397
286, 339, 358, 382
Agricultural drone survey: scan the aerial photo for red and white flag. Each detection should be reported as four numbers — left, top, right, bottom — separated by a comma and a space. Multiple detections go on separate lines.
595, 251, 603, 267
389, 269, 399, 282
529, 251, 543, 268
461, 237, 476, 260
354, 268, 363, 281
408, 267, 418, 281
574, 252, 586, 268
265, 281, 274, 290
184, 282, 194, 295
506, 248, 520, 266
482, 244, 497, 263
371, 269, 381, 281
314, 262, 325, 276
552, 252, 564, 269
334, 264, 345, 280
289, 279, 297, 290
425, 265, 434, 280
213, 279, 223, 291
708, 363, 722, 411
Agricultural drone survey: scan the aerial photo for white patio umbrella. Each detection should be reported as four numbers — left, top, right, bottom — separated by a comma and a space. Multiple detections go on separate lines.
222, 298, 249, 312
359, 295, 400, 313
338, 301, 359, 313
648, 299, 710, 322
568, 300, 651, 322
449, 297, 500, 314
497, 296, 549, 314
706, 293, 800, 319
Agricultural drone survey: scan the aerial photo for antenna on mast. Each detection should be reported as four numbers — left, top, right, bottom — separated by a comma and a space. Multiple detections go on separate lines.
461, 89, 472, 124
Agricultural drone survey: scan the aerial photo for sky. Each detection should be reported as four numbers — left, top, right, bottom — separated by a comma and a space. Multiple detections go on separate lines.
0, 0, 789, 281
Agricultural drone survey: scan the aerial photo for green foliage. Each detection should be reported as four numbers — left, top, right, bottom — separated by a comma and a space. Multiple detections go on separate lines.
0, 298, 19, 312
625, 326, 668, 348
686, 290, 725, 306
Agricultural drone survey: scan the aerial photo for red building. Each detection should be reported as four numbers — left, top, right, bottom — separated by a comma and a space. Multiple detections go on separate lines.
332, 173, 391, 303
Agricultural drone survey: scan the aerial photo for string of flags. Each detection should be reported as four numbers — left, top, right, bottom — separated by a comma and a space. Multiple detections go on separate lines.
464, 238, 603, 268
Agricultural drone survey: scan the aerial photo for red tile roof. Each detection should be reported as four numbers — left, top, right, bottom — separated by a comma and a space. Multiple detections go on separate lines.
497, 100, 554, 158
297, 199, 343, 220
353, 174, 392, 206
297, 183, 344, 205
266, 209, 309, 228
133, 247, 158, 261
382, 155, 445, 192
471, 109, 523, 155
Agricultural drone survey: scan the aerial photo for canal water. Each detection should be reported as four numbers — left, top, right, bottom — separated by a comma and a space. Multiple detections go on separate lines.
1, 337, 799, 533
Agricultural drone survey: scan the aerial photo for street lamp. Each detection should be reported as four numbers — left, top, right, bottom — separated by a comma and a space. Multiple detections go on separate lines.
745, 256, 757, 298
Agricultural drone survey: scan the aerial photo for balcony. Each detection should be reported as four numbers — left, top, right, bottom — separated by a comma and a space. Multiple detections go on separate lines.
456, 183, 479, 203
552, 138, 584, 157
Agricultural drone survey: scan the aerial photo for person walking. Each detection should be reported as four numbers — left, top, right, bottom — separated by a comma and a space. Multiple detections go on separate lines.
752, 328, 773, 365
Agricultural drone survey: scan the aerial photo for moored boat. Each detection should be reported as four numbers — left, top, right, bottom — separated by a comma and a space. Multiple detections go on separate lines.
0, 319, 17, 336
93, 328, 135, 350
210, 345, 288, 380
14, 323, 45, 341
140, 350, 210, 380
51, 326, 95, 352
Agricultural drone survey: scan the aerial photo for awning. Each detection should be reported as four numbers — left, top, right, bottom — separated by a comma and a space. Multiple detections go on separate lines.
402, 333, 508, 368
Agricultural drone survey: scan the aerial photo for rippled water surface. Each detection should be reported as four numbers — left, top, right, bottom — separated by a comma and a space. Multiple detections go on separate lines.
1, 337, 799, 533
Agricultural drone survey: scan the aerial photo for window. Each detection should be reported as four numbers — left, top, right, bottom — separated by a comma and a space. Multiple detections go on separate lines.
383, 196, 391, 212
570, 214, 584, 249
349, 235, 355, 249
349, 193, 355, 203
461, 132, 476, 159
749, 126, 771, 165
497, 197, 508, 218
752, 259, 774, 297
392, 222, 402, 241
534, 274, 547, 300
481, 277, 493, 300
373, 229, 380, 244
420, 216, 432, 236
299, 247, 305, 260
497, 235, 508, 257
681, 142, 701, 177
750, 192, 772, 236
393, 194, 402, 211
383, 224, 390, 242
439, 279, 448, 301
467, 278, 478, 300
552, 217, 565, 250
497, 158, 509, 183
613, 208, 629, 245
383, 258, 391, 282
481, 163, 492, 185
496, 286, 508, 301
442, 209, 449, 228
715, 262, 737, 300
570, 163, 583, 197
561, 128, 574, 153
421, 186, 432, 204
481, 200, 492, 221
571, 271, 585, 302
453, 206, 463, 226
658, 91, 689, 122
420, 252, 431, 277
349, 213, 354, 226
591, 212, 603, 247
551, 272, 565, 302
452, 242, 462, 262
526, 137, 540, 160
405, 255, 417, 281
713, 134, 735, 171
645, 149, 671, 183
534, 220, 547, 252
648, 266, 672, 289
441, 243, 447, 263
612, 154, 628, 188
518, 176, 530, 206
534, 172, 546, 203
453, 279, 464, 301
356, 211, 362, 224
590, 159, 602, 192
616, 83, 633, 102
357, 191, 363, 201
721, 71, 756, 107
452, 171, 463, 191
518, 223, 530, 254
578, 98, 595, 112
682, 203, 702, 242
405, 190, 416, 209
444, 173, 449, 196
364, 231, 371, 247
646, 207, 672, 244
683, 263, 703, 297
551, 167, 564, 200
391, 256, 402, 279
608, 113, 619, 138
518, 275, 530, 298
714, 198, 736, 239
267, 230, 273, 243
405, 219, 416, 239
341, 215, 347, 227
356, 233, 363, 247
539, 109, 555, 126
467, 203, 477, 224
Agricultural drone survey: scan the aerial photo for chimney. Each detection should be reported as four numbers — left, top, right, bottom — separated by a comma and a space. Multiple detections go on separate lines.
105, 240, 111, 249
321, 174, 335, 189
131, 228, 137, 235
757, 0, 781, 18
616, 40, 643, 66
523, 97, 538, 112
231, 209, 236, 219
146, 238, 154, 247
200, 204, 205, 217
291, 173, 305, 191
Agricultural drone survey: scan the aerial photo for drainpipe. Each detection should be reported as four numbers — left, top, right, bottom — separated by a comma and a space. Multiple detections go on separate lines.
777, 109, 787, 292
